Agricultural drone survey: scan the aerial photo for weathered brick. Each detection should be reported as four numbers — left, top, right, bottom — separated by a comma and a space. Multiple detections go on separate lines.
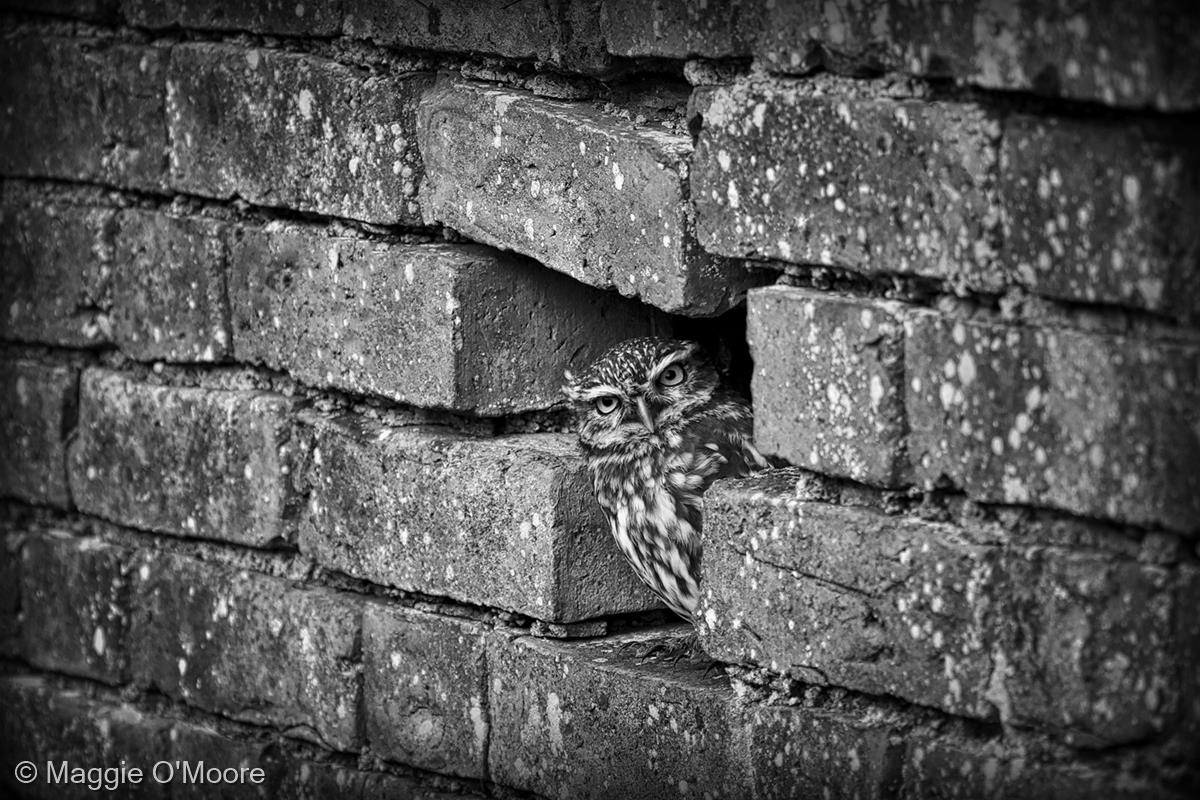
230, 223, 661, 413
362, 602, 488, 777
747, 285, 908, 486
905, 312, 1200, 533
0, 198, 113, 347
0, 359, 77, 507
167, 44, 426, 225
0, 37, 166, 189
21, 532, 133, 684
130, 550, 362, 751
170, 721, 481, 800
600, 0, 758, 60
301, 412, 661, 622
700, 471, 1188, 744
1000, 115, 1200, 321
68, 369, 301, 546
122, 0, 343, 34
418, 77, 753, 315
0, 676, 173, 800
486, 629, 906, 799
0, 533, 19, 657
112, 210, 232, 362
345, 0, 609, 74
901, 727, 1188, 800
0, 0, 120, 22
487, 630, 749, 799
759, 0, 1200, 110
693, 78, 1000, 285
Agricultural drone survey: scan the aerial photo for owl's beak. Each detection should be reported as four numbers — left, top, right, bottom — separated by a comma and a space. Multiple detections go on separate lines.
636, 395, 657, 432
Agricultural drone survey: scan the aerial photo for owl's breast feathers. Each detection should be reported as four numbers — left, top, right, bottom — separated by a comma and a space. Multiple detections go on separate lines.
585, 396, 767, 622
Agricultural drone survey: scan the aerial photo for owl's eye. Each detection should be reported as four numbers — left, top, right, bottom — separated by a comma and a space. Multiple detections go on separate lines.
594, 396, 620, 415
658, 364, 686, 387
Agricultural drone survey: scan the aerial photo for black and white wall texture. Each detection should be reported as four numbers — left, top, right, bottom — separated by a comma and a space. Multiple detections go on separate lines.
0, 1, 1198, 798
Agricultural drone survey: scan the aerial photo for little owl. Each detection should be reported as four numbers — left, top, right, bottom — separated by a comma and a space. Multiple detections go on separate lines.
563, 337, 768, 622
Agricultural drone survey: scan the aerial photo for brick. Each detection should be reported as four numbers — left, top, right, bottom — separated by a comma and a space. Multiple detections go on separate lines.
600, 0, 759, 59
693, 78, 1000, 284
487, 630, 750, 799
230, 223, 661, 414
700, 471, 1188, 744
130, 550, 362, 751
301, 412, 661, 622
112, 210, 232, 362
0, 533, 18, 657
0, 0, 120, 21
0, 198, 113, 347
747, 703, 905, 800
170, 721, 480, 800
68, 369, 302, 546
418, 77, 753, 315
362, 602, 488, 777
486, 629, 906, 799
901, 728, 1188, 800
0, 37, 166, 189
0, 676, 172, 800
905, 313, 1200, 533
167, 44, 426, 225
21, 533, 133, 684
747, 286, 908, 486
345, 0, 610, 75
122, 0, 343, 34
999, 115, 1200, 322
0, 359, 77, 507
758, 0, 1200, 110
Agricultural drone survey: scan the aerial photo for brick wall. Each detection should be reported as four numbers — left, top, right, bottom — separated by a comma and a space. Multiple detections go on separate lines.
1, 1, 1196, 798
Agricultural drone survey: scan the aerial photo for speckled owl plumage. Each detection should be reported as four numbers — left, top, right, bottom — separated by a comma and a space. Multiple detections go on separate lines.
563, 337, 768, 622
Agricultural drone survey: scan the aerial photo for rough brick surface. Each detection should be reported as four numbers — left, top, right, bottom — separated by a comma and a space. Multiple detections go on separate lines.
68, 369, 301, 546
167, 44, 426, 224
0, 198, 112, 347
418, 77, 753, 315
0, 677, 173, 800
0, 533, 19, 657
486, 629, 906, 800
302, 412, 661, 622
123, 0, 343, 34
112, 210, 232, 362
130, 551, 362, 751
21, 533, 132, 684
600, 0, 757, 59
700, 470, 1189, 745
905, 313, 1200, 534
1000, 115, 1200, 322
694, 78, 1000, 284
362, 602, 488, 777
747, 286, 908, 486
0, 0, 120, 22
0, 37, 165, 189
345, 0, 609, 74
0, 359, 77, 507
901, 727, 1189, 800
231, 223, 661, 413
759, 0, 1200, 110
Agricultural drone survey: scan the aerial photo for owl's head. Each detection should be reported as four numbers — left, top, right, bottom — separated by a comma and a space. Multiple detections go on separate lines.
562, 337, 720, 450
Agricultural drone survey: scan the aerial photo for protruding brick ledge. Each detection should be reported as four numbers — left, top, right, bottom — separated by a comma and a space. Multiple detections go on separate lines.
301, 411, 662, 623
417, 77, 755, 316
747, 285, 1200, 533
231, 222, 662, 414
699, 469, 1196, 746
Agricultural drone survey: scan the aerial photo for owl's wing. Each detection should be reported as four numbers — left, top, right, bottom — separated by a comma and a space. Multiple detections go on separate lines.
665, 399, 769, 535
